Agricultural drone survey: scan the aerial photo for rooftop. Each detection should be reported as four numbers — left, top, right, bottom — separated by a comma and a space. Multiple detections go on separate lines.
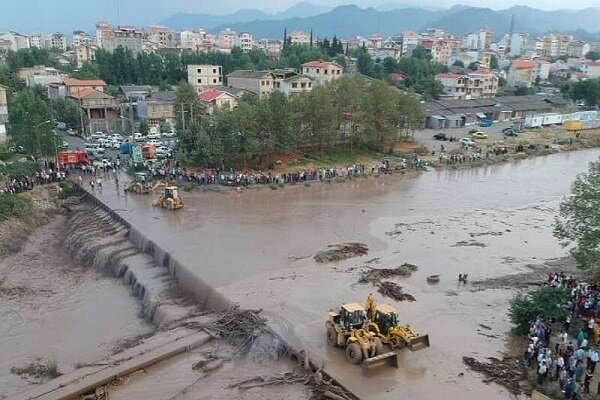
302, 60, 342, 69
227, 70, 273, 79
198, 88, 231, 102
63, 77, 107, 87
512, 59, 536, 70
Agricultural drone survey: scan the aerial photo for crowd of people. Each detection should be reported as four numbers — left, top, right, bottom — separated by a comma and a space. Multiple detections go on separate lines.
526, 273, 600, 399
140, 158, 421, 188
0, 166, 68, 195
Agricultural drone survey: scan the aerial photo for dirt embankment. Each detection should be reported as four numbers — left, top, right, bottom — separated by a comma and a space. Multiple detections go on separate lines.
0, 185, 62, 257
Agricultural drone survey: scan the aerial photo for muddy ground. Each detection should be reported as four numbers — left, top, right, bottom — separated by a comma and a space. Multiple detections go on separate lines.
0, 212, 152, 397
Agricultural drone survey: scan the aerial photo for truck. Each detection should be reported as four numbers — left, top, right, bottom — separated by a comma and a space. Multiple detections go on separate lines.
478, 118, 493, 127
57, 150, 90, 167
120, 140, 134, 155
141, 144, 156, 160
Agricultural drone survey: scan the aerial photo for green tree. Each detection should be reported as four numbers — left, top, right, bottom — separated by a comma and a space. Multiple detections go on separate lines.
51, 98, 87, 132
585, 51, 600, 61
452, 60, 465, 68
467, 62, 479, 71
72, 61, 100, 79
356, 80, 401, 149
174, 81, 205, 163
8, 89, 55, 156
292, 86, 337, 152
490, 55, 499, 70
556, 159, 600, 268
514, 86, 534, 96
508, 287, 570, 335
139, 120, 149, 135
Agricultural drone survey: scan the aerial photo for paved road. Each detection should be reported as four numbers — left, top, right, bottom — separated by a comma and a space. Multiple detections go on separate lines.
57, 131, 123, 161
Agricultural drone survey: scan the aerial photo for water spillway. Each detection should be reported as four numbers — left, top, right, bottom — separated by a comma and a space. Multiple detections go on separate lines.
64, 192, 233, 328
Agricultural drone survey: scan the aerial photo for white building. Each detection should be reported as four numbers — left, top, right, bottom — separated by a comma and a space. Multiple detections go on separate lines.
29, 34, 45, 48
258, 39, 282, 58
301, 60, 343, 86
401, 31, 419, 56
75, 45, 97, 67
49, 32, 66, 51
187, 64, 223, 90
0, 31, 30, 51
237, 32, 254, 51
217, 29, 237, 50
288, 31, 311, 46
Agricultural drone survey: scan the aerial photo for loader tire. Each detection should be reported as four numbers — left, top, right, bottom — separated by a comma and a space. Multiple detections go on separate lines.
346, 342, 363, 364
327, 327, 338, 347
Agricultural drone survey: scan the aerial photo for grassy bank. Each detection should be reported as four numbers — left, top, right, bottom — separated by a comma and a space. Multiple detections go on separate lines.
0, 195, 32, 222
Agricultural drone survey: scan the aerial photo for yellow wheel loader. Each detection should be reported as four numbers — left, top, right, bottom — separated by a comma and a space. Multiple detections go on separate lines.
364, 294, 430, 351
326, 303, 398, 373
153, 186, 184, 210
124, 172, 152, 194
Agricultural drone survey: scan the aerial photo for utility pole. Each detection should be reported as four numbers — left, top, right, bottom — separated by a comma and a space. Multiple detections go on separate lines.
179, 103, 187, 137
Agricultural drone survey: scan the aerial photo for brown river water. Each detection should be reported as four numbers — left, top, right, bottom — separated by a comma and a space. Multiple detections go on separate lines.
13, 149, 600, 400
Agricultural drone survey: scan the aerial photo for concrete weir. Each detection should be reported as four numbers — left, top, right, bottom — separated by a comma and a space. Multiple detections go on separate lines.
67, 185, 233, 325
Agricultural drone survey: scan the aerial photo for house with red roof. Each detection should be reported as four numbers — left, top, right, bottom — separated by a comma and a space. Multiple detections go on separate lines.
301, 60, 343, 86
507, 59, 536, 88
198, 88, 238, 115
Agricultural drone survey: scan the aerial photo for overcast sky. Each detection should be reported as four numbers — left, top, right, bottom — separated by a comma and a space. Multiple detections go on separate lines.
1, 0, 599, 33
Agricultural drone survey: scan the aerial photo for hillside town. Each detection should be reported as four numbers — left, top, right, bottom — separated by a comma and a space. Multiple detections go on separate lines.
1, 20, 600, 144
4, 3, 600, 400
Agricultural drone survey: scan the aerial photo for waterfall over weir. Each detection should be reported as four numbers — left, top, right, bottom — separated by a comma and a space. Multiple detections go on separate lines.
64, 198, 233, 328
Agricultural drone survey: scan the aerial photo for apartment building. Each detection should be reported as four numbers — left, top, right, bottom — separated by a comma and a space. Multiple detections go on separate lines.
0, 32, 30, 51
400, 31, 419, 56
288, 31, 311, 46
49, 32, 67, 51
301, 60, 343, 86
218, 29, 237, 50
187, 65, 223, 90
75, 45, 97, 68
148, 26, 176, 48
96, 23, 143, 54
226, 70, 274, 98
237, 32, 254, 51
431, 38, 459, 66
436, 70, 498, 100
507, 59, 536, 87
258, 39, 282, 58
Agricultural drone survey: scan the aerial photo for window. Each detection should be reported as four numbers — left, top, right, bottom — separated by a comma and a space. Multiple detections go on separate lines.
337, 70, 340, 75
292, 82, 298, 89
308, 82, 312, 88
261, 80, 265, 86
324, 70, 328, 75
305, 68, 309, 73
266, 81, 270, 85
197, 68, 202, 73
219, 77, 222, 82
213, 69, 216, 73
213, 79, 217, 83
198, 78, 202, 83
316, 69, 320, 73
301, 82, 306, 88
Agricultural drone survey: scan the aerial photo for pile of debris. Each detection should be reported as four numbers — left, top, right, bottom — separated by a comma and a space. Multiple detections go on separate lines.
462, 356, 529, 395
229, 368, 356, 400
314, 242, 368, 263
205, 306, 269, 354
358, 263, 418, 283
377, 281, 416, 302
10, 358, 62, 381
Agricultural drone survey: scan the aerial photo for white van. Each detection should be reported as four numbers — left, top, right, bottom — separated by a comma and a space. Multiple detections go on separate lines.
84, 143, 105, 154
90, 133, 106, 142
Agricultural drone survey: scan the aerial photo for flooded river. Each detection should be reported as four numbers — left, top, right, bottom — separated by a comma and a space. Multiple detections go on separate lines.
86, 149, 600, 399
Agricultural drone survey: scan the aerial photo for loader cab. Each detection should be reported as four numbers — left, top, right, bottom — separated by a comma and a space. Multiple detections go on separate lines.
134, 172, 147, 183
374, 305, 398, 335
340, 303, 366, 330
164, 186, 179, 200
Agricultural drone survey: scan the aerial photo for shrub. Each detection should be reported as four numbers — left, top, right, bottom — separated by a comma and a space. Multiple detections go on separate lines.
0, 161, 39, 180
0, 146, 11, 161
508, 286, 570, 335
0, 195, 32, 221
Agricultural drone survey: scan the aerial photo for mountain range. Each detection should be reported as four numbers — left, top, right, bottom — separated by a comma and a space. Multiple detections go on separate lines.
162, 4, 600, 39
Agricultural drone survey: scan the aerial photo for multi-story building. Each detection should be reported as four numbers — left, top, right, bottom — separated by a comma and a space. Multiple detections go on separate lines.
72, 30, 93, 47
217, 28, 237, 50
95, 22, 112, 48
567, 41, 586, 58
48, 32, 66, 51
0, 32, 30, 51
180, 29, 209, 51
508, 33, 528, 57
432, 37, 459, 66
288, 31, 311, 46
275, 74, 314, 96
74, 45, 97, 67
0, 84, 7, 144
436, 70, 498, 100
237, 32, 254, 51
367, 34, 384, 49
533, 59, 551, 82
70, 89, 120, 134
579, 61, 600, 79
29, 34, 45, 48
148, 25, 176, 48
478, 28, 493, 50
400, 31, 419, 56
96, 23, 143, 54
137, 91, 176, 130
301, 60, 343, 86
535, 34, 573, 58
258, 39, 282, 59
187, 64, 223, 91
507, 59, 536, 87
226, 70, 274, 98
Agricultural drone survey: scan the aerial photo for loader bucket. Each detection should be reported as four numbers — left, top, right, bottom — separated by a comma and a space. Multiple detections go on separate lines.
408, 334, 430, 351
362, 351, 399, 376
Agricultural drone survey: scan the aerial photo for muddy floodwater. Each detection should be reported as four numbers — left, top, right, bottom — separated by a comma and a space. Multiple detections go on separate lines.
0, 216, 152, 397
88, 149, 600, 399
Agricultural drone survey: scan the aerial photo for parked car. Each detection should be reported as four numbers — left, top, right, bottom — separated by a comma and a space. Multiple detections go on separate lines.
472, 132, 488, 140
84, 143, 105, 155
478, 118, 493, 127
111, 133, 124, 141
433, 132, 448, 141
162, 131, 176, 138
93, 158, 112, 169
61, 140, 69, 149
503, 129, 518, 137
146, 139, 162, 146
147, 133, 161, 140
459, 138, 476, 147
90, 132, 106, 141
56, 122, 67, 130
468, 128, 479, 134
67, 128, 77, 136
134, 132, 143, 141
111, 140, 121, 149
